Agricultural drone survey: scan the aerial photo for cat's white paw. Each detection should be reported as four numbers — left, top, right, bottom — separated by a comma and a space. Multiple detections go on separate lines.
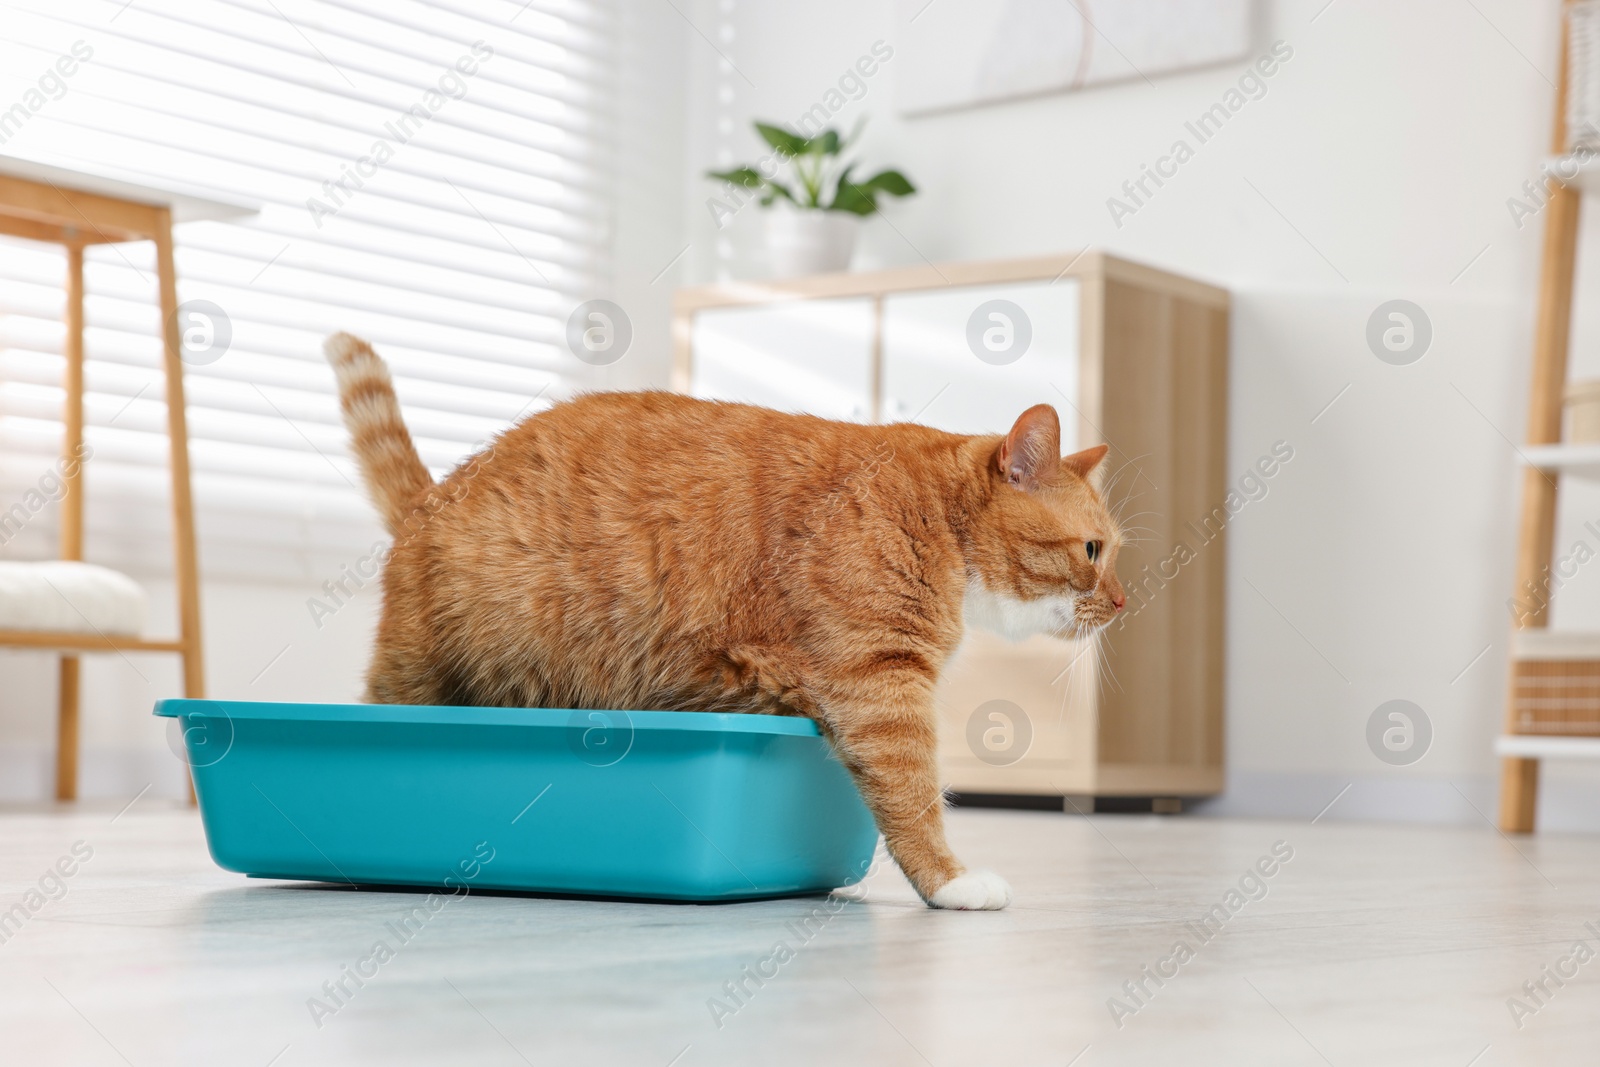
929, 869, 1012, 910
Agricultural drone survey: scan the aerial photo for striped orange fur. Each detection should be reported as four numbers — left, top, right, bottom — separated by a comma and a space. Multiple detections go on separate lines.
324, 333, 433, 535
324, 332, 1125, 909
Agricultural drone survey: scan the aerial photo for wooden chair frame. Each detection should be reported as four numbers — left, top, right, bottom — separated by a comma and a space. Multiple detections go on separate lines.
0, 172, 205, 800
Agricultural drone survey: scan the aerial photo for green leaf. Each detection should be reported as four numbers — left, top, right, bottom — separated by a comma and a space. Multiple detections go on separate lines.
856, 169, 916, 197
815, 129, 841, 156
829, 180, 878, 216
705, 167, 766, 189
754, 122, 808, 157
825, 164, 859, 212
831, 162, 856, 196
829, 197, 877, 216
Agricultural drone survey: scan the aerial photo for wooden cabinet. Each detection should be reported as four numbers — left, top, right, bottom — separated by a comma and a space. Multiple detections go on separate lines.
673, 252, 1228, 802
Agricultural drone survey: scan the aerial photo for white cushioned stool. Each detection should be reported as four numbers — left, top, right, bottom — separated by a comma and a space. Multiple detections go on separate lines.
0, 561, 149, 637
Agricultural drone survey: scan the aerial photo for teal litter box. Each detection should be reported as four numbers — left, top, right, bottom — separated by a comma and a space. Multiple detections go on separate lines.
155, 699, 879, 902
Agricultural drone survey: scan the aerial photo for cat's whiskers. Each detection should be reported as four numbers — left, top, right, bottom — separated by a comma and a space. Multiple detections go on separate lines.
1053, 649, 1074, 727
1092, 630, 1124, 696
1105, 481, 1147, 516
1100, 453, 1154, 499
1103, 459, 1150, 501
1107, 508, 1153, 538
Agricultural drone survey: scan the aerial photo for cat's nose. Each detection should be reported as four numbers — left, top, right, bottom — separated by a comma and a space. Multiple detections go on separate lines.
1111, 591, 1126, 612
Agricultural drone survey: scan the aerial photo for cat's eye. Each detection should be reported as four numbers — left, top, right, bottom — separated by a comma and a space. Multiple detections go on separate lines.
1085, 540, 1102, 564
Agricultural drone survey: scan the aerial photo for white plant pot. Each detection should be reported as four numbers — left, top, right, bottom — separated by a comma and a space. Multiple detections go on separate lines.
765, 210, 860, 277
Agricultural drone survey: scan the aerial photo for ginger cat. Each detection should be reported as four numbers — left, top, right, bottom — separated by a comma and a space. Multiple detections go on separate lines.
325, 333, 1125, 910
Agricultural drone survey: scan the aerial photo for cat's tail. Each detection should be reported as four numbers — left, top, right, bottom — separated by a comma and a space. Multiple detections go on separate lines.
323, 332, 434, 534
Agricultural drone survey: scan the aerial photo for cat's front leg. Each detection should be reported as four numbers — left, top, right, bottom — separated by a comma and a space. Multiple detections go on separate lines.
820, 674, 1012, 910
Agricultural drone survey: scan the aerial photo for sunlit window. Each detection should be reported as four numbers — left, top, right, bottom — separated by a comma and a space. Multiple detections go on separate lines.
0, 0, 613, 580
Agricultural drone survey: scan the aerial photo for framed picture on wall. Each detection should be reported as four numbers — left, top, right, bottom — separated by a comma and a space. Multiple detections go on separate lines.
894, 0, 1253, 115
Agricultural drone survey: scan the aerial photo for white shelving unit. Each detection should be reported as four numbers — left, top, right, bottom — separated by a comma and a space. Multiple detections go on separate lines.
1496, 735, 1600, 759
1500, 5, 1600, 831
1522, 442, 1600, 478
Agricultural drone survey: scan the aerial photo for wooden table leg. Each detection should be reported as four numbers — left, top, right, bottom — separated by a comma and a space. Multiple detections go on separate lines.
153, 209, 205, 806
55, 242, 86, 802
55, 656, 80, 801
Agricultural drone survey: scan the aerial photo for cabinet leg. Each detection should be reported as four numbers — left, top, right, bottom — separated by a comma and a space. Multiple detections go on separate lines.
1497, 757, 1539, 833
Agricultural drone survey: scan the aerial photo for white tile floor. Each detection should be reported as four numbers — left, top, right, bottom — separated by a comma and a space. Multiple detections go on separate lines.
1, 802, 1597, 1066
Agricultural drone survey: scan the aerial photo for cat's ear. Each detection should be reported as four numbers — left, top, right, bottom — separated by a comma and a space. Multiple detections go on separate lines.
996, 404, 1060, 491
1062, 444, 1110, 487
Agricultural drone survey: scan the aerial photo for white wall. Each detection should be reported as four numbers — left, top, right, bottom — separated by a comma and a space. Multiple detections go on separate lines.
594, 0, 691, 390
673, 0, 1600, 829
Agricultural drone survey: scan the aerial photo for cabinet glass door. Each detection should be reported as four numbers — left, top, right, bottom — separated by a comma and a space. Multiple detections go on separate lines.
689, 298, 875, 422
881, 280, 1079, 444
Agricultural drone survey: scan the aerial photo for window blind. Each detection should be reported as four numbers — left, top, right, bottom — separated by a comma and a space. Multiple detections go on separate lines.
0, 0, 613, 582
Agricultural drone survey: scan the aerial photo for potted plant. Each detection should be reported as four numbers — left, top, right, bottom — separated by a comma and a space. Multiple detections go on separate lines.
707, 122, 916, 277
